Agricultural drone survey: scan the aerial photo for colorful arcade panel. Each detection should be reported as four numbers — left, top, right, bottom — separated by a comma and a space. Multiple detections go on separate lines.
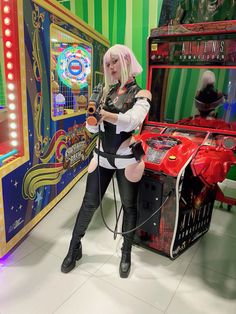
0, 0, 109, 258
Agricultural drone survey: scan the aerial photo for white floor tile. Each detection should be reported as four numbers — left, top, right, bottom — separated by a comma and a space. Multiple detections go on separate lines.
0, 248, 91, 314
174, 239, 201, 263
40, 228, 117, 275
210, 207, 236, 239
166, 263, 236, 314
54, 276, 163, 314
94, 246, 190, 311
55, 174, 87, 212
0, 238, 38, 268
1, 172, 236, 314
27, 205, 79, 249
39, 184, 123, 274
191, 231, 236, 279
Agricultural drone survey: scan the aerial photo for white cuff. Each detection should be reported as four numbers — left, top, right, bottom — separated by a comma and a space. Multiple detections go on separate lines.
116, 99, 150, 133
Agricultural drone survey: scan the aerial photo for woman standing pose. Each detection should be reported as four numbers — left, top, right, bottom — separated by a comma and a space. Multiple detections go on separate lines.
61, 44, 151, 278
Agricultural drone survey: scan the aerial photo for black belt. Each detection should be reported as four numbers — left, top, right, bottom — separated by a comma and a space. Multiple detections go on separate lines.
94, 147, 134, 159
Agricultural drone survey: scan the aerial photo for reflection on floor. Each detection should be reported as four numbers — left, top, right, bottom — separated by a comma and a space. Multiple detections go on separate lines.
0, 174, 236, 314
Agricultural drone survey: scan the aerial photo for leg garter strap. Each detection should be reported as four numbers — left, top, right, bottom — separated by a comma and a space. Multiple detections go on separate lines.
94, 147, 134, 159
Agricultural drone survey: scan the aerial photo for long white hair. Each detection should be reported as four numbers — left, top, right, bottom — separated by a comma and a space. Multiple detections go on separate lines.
103, 44, 142, 93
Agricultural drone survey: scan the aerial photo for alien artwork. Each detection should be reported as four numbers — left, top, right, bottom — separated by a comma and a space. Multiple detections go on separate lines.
159, 0, 236, 26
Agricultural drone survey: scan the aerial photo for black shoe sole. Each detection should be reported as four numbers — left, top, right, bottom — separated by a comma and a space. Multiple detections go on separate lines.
61, 261, 76, 273
119, 265, 131, 278
61, 249, 82, 274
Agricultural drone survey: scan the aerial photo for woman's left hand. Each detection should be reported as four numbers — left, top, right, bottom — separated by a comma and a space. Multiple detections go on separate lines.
99, 109, 118, 124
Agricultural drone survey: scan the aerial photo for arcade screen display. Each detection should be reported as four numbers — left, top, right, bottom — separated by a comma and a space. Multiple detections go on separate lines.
148, 67, 236, 131
145, 136, 181, 164
50, 25, 92, 119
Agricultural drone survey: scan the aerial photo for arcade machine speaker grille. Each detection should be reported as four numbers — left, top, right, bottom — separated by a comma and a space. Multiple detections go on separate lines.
137, 175, 163, 236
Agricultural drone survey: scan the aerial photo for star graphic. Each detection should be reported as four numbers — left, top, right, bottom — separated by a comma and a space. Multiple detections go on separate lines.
35, 191, 43, 205
14, 181, 18, 187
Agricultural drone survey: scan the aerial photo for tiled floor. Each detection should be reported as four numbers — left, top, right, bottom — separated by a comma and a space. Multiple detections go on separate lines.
0, 175, 236, 314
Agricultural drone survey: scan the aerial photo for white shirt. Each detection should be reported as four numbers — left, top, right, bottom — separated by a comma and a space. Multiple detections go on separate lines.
86, 98, 150, 169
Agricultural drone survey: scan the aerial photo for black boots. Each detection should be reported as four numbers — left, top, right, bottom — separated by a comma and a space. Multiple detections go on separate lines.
61, 242, 82, 273
119, 249, 131, 278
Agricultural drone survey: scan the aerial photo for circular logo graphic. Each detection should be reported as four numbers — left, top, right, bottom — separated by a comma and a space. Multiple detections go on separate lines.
57, 45, 91, 88
68, 59, 82, 76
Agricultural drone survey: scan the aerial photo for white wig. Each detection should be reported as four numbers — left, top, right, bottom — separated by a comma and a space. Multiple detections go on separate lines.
103, 44, 142, 92
200, 70, 216, 90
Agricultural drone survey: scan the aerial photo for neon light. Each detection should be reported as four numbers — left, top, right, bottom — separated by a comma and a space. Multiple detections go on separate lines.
7, 62, 13, 69
7, 73, 13, 80
0, 149, 18, 166
7, 83, 14, 90
3, 6, 10, 13
4, 17, 10, 25
8, 93, 15, 100
5, 41, 12, 48
11, 140, 18, 147
9, 113, 16, 120
5, 29, 11, 36
6, 51, 12, 58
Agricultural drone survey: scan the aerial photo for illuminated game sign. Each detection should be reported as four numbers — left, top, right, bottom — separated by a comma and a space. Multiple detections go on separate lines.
57, 45, 91, 88
150, 39, 236, 65
150, 22, 236, 66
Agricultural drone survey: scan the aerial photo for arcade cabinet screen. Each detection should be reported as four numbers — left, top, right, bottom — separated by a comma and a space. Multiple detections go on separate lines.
146, 136, 181, 164
149, 67, 236, 130
50, 25, 92, 120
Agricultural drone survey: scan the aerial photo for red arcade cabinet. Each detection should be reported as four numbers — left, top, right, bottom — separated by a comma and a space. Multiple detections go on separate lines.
134, 21, 236, 259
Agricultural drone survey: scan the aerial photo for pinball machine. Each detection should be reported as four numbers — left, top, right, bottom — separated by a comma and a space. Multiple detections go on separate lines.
134, 21, 236, 259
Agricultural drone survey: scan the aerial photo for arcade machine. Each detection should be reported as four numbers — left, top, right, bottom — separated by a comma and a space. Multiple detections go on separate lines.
0, 0, 109, 258
134, 21, 236, 259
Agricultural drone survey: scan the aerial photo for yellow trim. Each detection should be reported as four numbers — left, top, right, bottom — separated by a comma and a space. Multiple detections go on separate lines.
33, 0, 109, 47
0, 166, 88, 258
50, 24, 93, 121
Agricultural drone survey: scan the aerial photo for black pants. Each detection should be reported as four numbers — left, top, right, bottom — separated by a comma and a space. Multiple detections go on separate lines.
71, 165, 140, 251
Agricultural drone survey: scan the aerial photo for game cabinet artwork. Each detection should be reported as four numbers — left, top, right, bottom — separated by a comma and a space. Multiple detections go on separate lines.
0, 0, 109, 258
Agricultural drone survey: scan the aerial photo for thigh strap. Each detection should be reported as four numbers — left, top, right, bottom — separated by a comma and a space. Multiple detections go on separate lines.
94, 147, 134, 168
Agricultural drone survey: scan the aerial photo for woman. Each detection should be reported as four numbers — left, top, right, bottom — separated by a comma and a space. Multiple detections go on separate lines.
61, 44, 151, 278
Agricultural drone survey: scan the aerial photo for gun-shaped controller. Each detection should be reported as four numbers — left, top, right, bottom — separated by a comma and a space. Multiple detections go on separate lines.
86, 83, 104, 126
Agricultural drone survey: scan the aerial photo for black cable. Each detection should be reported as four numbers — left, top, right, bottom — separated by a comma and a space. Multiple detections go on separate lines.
113, 203, 123, 239
97, 125, 119, 234
101, 189, 172, 235
97, 125, 174, 236
111, 175, 123, 240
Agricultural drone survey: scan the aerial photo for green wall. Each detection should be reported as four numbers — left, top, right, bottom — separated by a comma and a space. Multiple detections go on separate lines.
56, 0, 163, 88
56, 0, 236, 182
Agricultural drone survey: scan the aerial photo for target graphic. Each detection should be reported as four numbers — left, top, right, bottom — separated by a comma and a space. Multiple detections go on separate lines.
57, 45, 91, 88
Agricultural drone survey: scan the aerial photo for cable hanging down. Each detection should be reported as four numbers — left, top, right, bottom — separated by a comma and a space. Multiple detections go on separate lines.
97, 125, 173, 237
